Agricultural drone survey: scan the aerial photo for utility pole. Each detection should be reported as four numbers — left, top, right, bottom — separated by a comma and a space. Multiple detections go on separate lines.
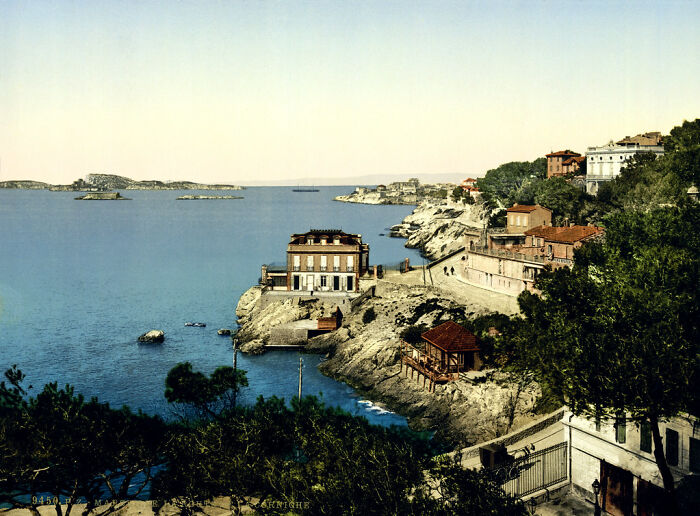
232, 338, 238, 410
298, 356, 303, 400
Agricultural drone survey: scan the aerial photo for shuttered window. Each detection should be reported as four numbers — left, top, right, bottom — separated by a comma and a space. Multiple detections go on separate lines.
666, 428, 679, 466
640, 421, 652, 453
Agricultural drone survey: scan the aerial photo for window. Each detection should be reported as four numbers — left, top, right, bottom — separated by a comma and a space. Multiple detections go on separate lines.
320, 255, 327, 271
306, 255, 314, 270
347, 255, 354, 272
333, 255, 340, 272
333, 236, 340, 245
690, 438, 700, 473
640, 421, 652, 453
666, 428, 679, 466
615, 415, 626, 444
347, 275, 353, 291
293, 255, 300, 272
320, 276, 327, 287
306, 237, 314, 245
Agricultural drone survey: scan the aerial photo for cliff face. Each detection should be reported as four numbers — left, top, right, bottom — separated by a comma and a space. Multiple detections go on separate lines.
234, 283, 539, 448
391, 201, 488, 260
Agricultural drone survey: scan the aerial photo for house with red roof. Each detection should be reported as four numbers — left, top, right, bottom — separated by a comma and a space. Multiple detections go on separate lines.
546, 150, 582, 178
401, 321, 482, 391
522, 225, 604, 267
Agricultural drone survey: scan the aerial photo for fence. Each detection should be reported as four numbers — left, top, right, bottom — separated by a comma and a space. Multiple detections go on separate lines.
487, 441, 567, 498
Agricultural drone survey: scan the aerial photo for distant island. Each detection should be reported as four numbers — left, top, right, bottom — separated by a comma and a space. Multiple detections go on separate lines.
0, 173, 244, 191
176, 195, 244, 200
75, 192, 130, 200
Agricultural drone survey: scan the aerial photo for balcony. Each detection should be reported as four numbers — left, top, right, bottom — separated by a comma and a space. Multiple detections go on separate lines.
469, 246, 544, 264
320, 266, 327, 272
347, 266, 354, 272
333, 266, 340, 272
293, 266, 300, 272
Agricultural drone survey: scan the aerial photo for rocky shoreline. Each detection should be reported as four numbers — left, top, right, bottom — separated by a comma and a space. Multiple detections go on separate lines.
1, 173, 243, 191
234, 279, 537, 448
390, 200, 488, 260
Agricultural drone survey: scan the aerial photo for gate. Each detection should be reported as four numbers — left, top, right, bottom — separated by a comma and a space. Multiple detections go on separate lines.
487, 441, 568, 498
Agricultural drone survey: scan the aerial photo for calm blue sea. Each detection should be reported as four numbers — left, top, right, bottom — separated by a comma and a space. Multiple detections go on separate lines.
0, 187, 422, 427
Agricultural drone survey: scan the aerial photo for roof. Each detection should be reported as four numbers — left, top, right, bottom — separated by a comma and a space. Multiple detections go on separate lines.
546, 150, 581, 158
616, 132, 663, 146
524, 225, 604, 244
562, 156, 586, 166
507, 204, 551, 213
421, 321, 480, 352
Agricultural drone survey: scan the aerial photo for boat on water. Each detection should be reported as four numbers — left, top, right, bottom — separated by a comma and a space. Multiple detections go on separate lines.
292, 186, 319, 192
185, 322, 206, 327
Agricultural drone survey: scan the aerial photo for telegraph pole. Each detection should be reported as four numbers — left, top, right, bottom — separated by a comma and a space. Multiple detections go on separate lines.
232, 338, 239, 410
298, 356, 303, 400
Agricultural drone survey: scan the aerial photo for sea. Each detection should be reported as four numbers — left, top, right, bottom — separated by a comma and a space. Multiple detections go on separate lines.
0, 187, 423, 428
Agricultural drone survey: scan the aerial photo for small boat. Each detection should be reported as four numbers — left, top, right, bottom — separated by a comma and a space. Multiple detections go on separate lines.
185, 322, 206, 327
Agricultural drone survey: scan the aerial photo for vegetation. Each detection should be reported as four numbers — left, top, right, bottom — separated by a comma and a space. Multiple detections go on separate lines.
475, 158, 546, 210
450, 186, 475, 205
0, 364, 528, 515
362, 306, 377, 324
500, 205, 700, 503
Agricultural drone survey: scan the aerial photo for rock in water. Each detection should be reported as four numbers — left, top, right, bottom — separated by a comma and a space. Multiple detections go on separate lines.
138, 330, 164, 343
218, 328, 232, 335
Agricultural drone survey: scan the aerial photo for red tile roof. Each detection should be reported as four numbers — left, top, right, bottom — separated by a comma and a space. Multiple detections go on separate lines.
524, 225, 604, 243
507, 204, 550, 213
421, 321, 480, 352
546, 150, 581, 158
562, 156, 586, 165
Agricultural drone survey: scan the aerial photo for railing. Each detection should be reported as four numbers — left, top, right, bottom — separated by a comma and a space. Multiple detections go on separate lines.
333, 266, 340, 272
320, 266, 327, 271
469, 246, 545, 264
347, 266, 354, 272
293, 266, 300, 272
486, 441, 568, 498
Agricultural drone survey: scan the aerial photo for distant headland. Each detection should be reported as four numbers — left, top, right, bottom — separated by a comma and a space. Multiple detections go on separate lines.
0, 173, 244, 191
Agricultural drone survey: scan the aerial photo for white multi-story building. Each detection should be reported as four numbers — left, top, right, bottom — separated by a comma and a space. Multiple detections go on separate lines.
564, 410, 699, 516
585, 132, 664, 195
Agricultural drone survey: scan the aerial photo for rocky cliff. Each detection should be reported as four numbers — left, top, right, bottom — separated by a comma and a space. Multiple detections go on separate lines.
390, 201, 488, 260
0, 180, 51, 189
234, 283, 539, 448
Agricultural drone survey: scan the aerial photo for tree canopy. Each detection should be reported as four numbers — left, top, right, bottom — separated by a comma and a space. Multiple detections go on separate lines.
504, 205, 700, 496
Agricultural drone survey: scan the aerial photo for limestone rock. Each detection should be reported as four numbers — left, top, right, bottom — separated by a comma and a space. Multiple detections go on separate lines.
138, 330, 164, 343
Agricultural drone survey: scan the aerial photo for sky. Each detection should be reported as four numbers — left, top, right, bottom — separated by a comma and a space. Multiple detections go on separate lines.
1, 0, 699, 186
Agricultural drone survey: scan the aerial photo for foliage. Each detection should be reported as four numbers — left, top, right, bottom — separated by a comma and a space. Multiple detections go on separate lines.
450, 187, 475, 205
476, 158, 546, 209
362, 306, 377, 324
512, 177, 590, 225
0, 367, 167, 516
411, 454, 528, 515
400, 324, 428, 345
164, 361, 248, 421
505, 206, 700, 495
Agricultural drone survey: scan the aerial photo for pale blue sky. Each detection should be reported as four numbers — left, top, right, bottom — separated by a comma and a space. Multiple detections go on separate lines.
1, 1, 699, 184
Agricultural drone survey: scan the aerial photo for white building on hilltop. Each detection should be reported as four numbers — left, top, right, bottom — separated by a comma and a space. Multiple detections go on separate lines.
585, 132, 664, 195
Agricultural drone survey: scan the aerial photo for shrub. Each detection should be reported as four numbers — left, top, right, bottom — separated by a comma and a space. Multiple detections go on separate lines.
362, 307, 376, 324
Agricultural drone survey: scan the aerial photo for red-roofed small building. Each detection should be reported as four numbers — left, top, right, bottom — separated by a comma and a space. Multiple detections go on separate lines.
546, 150, 581, 178
522, 225, 604, 267
400, 321, 482, 391
505, 204, 552, 234
562, 155, 586, 176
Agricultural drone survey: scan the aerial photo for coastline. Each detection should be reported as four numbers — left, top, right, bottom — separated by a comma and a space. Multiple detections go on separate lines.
235, 267, 533, 448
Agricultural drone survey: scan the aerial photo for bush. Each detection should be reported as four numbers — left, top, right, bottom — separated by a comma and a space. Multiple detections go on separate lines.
362, 307, 376, 324
400, 324, 427, 345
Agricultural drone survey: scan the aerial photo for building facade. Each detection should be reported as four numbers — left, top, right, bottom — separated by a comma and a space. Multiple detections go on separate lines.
504, 204, 552, 235
522, 225, 604, 268
283, 229, 369, 293
546, 150, 582, 178
586, 132, 664, 195
564, 411, 699, 516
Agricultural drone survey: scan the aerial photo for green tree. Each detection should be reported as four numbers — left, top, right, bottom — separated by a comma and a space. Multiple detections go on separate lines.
507, 206, 699, 501
0, 367, 166, 516
476, 158, 546, 209
164, 361, 248, 421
